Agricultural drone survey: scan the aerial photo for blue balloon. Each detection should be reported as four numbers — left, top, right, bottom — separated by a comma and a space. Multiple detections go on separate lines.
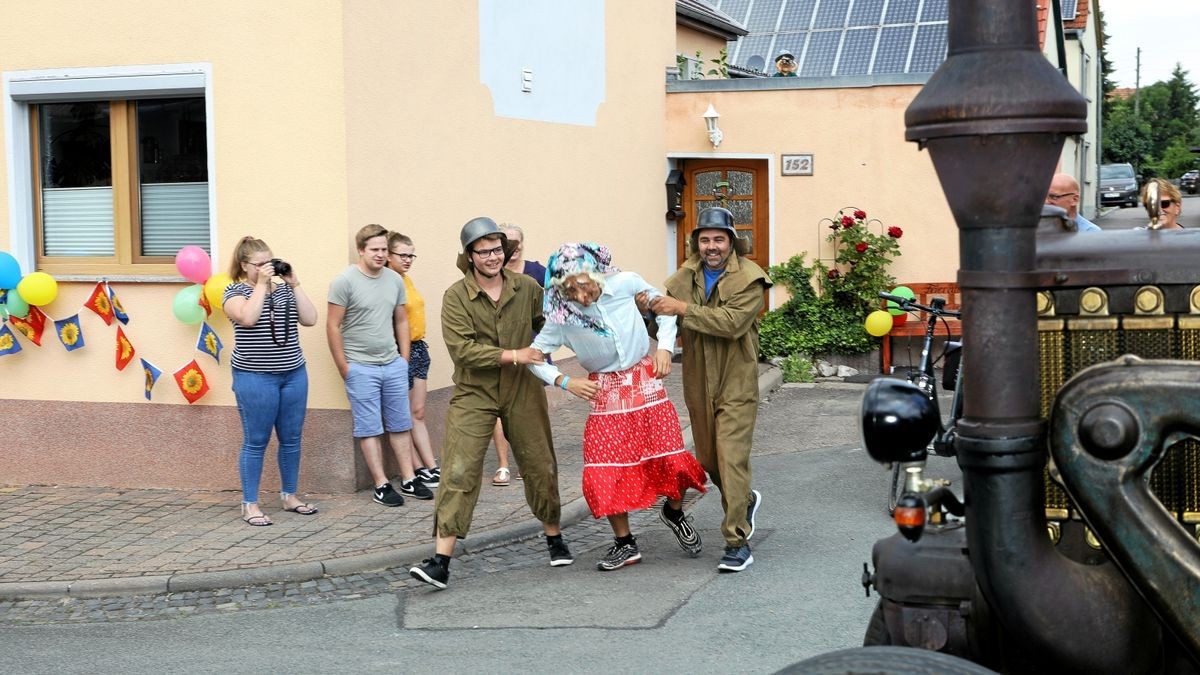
0, 252, 20, 289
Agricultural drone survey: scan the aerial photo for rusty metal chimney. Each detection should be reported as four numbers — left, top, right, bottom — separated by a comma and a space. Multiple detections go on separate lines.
905, 0, 1160, 671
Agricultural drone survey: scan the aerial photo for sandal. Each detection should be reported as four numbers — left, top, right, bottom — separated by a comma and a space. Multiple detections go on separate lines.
241, 503, 273, 527
492, 467, 511, 486
281, 492, 319, 515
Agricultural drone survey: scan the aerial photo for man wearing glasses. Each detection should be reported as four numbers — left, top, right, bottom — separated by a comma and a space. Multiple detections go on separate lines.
409, 217, 573, 589
1045, 173, 1102, 231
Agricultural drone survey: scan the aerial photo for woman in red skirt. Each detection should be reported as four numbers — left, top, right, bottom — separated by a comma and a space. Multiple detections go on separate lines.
529, 242, 708, 571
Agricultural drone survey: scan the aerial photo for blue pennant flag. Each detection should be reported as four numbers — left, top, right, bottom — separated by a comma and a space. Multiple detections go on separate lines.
140, 358, 162, 401
54, 314, 86, 352
196, 322, 224, 363
0, 324, 21, 356
107, 283, 130, 325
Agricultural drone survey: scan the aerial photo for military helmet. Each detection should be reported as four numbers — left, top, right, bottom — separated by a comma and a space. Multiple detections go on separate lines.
690, 206, 749, 254
460, 217, 506, 252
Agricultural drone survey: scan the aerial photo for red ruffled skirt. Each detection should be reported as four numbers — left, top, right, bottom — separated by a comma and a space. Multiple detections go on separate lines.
582, 356, 707, 518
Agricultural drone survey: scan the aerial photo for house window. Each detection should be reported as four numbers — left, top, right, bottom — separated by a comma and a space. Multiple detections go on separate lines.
34, 96, 209, 272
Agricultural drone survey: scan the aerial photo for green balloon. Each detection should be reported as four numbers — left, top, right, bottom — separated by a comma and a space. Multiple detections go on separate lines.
172, 284, 206, 324
5, 288, 29, 318
887, 285, 915, 316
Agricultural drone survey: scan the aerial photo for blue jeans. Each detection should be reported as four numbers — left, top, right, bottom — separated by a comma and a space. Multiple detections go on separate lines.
232, 365, 309, 503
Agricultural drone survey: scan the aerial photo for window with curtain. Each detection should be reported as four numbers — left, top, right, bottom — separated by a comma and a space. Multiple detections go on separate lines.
34, 96, 209, 272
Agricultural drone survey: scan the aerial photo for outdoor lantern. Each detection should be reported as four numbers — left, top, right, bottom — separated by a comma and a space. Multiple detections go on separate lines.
702, 103, 722, 149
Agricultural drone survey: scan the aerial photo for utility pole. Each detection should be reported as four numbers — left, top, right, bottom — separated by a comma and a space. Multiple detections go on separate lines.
1134, 47, 1141, 117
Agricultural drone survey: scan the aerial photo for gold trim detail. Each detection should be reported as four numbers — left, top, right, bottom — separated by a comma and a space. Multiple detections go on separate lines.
1068, 317, 1119, 331
1084, 527, 1103, 550
1037, 291, 1055, 316
1045, 508, 1069, 520
1046, 521, 1062, 544
1123, 317, 1175, 330
1079, 287, 1108, 315
1134, 286, 1165, 314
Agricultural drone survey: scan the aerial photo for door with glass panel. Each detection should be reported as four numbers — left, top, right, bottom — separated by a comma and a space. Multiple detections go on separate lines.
677, 159, 770, 276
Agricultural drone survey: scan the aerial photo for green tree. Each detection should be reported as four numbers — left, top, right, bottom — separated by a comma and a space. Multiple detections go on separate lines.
1102, 99, 1153, 166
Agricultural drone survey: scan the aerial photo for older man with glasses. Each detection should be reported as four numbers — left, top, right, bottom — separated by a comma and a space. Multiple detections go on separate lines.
1045, 173, 1101, 231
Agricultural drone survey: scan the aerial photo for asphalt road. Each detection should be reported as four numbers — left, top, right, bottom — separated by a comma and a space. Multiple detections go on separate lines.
0, 383, 929, 674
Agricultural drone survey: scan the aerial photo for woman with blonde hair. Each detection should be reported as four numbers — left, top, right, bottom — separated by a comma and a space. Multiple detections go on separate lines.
223, 236, 319, 525
1141, 178, 1185, 230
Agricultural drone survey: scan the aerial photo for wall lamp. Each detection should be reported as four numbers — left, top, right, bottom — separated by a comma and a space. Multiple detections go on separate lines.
703, 103, 723, 149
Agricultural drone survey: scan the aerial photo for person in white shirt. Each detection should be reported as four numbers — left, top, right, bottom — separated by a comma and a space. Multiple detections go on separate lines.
530, 242, 708, 571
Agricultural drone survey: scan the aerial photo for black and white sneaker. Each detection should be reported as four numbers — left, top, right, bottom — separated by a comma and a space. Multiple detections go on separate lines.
416, 467, 440, 488
547, 536, 574, 567
399, 477, 434, 500
660, 505, 702, 557
746, 489, 762, 540
409, 558, 449, 589
373, 483, 405, 507
717, 544, 754, 573
597, 539, 642, 571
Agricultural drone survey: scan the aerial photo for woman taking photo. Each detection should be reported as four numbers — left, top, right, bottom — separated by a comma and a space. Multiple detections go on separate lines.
223, 237, 320, 526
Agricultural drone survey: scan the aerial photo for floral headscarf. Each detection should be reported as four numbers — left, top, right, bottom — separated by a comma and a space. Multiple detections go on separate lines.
543, 242, 619, 335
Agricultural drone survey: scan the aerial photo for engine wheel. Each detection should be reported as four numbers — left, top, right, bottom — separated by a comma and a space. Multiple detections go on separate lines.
781, 646, 998, 674
863, 601, 892, 646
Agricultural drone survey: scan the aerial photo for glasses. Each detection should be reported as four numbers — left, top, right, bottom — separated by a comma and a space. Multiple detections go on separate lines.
390, 252, 417, 260
471, 245, 505, 258
1048, 192, 1078, 200
1160, 199, 1177, 209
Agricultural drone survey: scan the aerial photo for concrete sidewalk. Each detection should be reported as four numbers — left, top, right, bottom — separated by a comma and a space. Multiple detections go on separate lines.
0, 365, 782, 600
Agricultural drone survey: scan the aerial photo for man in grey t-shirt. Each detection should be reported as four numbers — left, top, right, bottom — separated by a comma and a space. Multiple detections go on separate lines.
327, 224, 433, 505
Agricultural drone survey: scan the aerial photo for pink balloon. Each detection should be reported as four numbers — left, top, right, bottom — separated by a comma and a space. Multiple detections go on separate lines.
175, 245, 212, 284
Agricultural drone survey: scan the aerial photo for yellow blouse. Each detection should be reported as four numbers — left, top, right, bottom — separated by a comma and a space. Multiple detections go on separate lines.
403, 274, 426, 342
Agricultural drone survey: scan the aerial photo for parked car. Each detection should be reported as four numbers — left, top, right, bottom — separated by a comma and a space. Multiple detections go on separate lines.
1099, 162, 1139, 207
1181, 170, 1198, 195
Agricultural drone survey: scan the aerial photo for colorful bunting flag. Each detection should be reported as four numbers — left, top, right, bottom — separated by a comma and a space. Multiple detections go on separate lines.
10, 305, 47, 346
198, 290, 212, 317
83, 281, 115, 325
0, 324, 21, 356
141, 358, 162, 401
0, 289, 7, 322
115, 326, 136, 371
173, 359, 210, 404
54, 314, 85, 351
196, 322, 223, 363
107, 284, 130, 325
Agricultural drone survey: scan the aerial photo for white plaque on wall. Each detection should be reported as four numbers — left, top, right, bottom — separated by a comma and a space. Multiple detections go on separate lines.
781, 154, 814, 176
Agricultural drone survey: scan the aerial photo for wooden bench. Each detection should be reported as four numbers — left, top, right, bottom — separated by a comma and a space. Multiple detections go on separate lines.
881, 282, 962, 374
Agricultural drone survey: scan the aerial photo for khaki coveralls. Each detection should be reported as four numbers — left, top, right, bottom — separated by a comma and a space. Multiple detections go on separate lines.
665, 252, 771, 547
435, 266, 561, 538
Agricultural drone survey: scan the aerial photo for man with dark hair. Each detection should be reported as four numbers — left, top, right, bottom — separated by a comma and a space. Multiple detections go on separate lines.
327, 224, 433, 507
408, 217, 572, 590
650, 206, 772, 573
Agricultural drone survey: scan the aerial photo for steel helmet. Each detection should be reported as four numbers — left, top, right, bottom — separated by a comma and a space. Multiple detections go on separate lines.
860, 377, 939, 464
456, 216, 516, 273
691, 206, 749, 254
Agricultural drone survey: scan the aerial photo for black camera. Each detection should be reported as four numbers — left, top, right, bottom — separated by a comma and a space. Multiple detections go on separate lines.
269, 258, 292, 277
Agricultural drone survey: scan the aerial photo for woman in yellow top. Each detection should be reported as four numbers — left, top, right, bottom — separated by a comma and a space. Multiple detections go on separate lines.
388, 232, 440, 488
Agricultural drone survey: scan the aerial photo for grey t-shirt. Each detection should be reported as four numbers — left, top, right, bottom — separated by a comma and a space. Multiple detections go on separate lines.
328, 265, 407, 364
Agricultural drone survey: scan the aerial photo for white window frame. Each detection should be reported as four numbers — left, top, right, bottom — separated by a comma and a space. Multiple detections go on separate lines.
3, 63, 217, 279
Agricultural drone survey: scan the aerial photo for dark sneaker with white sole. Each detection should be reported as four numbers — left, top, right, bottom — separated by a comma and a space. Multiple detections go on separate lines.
409, 558, 449, 589
717, 544, 754, 572
746, 489, 762, 540
399, 478, 434, 500
547, 536, 575, 567
416, 467, 440, 489
597, 539, 642, 571
373, 483, 405, 507
660, 506, 703, 557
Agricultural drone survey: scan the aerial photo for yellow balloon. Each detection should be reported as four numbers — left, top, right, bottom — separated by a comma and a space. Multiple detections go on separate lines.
204, 273, 234, 313
864, 310, 894, 337
17, 271, 58, 306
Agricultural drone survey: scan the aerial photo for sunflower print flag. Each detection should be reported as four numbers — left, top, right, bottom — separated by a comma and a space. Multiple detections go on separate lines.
115, 326, 136, 371
196, 322, 223, 363
107, 283, 130, 325
83, 281, 115, 325
54, 314, 85, 352
0, 324, 21, 356
10, 305, 47, 346
173, 359, 210, 404
141, 358, 162, 401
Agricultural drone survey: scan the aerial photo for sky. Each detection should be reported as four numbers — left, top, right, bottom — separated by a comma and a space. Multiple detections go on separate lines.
1099, 1, 1200, 88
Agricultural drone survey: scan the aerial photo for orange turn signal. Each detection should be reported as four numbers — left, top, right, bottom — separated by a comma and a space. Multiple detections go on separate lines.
894, 506, 926, 528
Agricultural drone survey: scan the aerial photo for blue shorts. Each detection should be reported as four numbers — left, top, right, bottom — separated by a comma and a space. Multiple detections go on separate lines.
344, 357, 412, 438
408, 340, 431, 389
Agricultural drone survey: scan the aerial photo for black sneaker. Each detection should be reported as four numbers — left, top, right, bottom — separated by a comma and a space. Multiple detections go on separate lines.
417, 467, 440, 489
398, 477, 434, 500
746, 489, 762, 540
547, 536, 574, 567
660, 505, 703, 557
409, 558, 449, 589
717, 544, 753, 573
597, 539, 642, 571
373, 483, 404, 507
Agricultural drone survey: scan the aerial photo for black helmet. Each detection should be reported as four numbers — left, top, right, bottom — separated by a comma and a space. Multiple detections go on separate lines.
860, 378, 939, 464
691, 207, 749, 254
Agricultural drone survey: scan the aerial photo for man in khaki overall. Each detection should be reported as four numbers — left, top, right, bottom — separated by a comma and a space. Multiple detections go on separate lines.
409, 217, 572, 590
651, 206, 772, 573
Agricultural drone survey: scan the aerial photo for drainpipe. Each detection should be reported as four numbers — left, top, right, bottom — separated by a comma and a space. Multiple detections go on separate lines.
904, 1, 1160, 672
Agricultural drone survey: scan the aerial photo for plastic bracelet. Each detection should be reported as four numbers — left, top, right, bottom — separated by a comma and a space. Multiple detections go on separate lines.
560, 376, 570, 390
